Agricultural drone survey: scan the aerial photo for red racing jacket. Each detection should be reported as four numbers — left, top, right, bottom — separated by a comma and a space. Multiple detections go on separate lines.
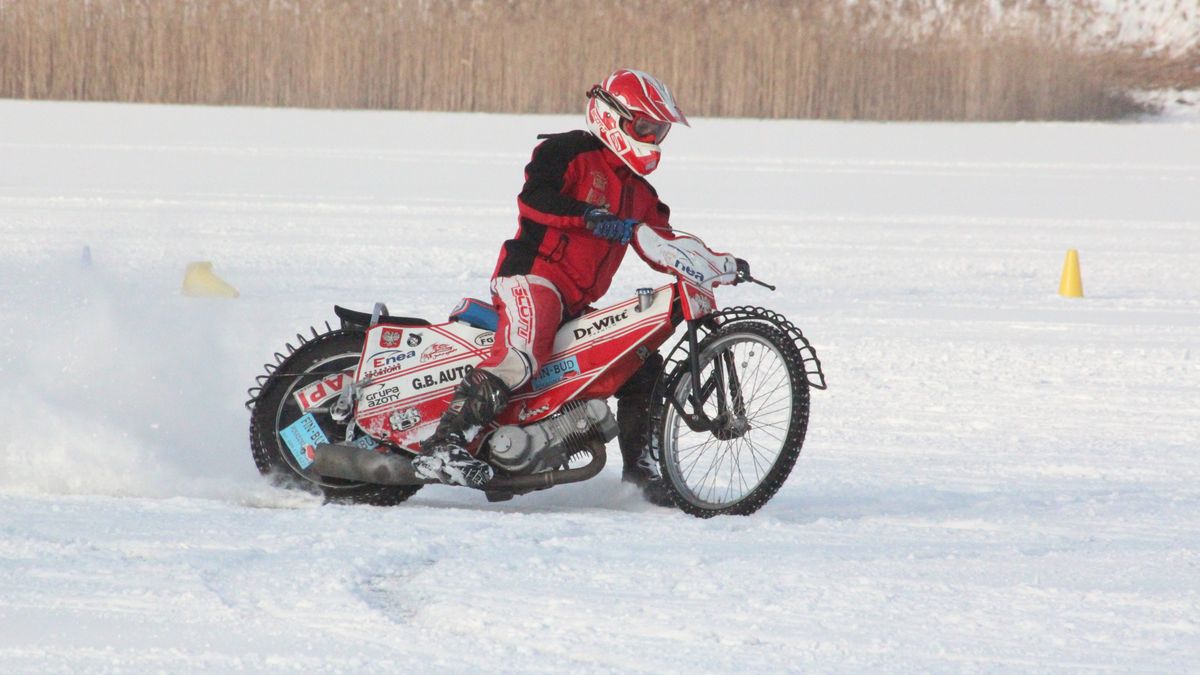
492, 130, 672, 316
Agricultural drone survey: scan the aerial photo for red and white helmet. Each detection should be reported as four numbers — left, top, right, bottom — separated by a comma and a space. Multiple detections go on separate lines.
586, 69, 688, 176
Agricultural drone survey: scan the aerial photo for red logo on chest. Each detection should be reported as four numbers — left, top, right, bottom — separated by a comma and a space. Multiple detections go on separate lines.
585, 171, 610, 210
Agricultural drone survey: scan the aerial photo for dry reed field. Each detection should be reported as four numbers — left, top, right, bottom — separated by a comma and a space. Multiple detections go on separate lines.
0, 0, 1193, 120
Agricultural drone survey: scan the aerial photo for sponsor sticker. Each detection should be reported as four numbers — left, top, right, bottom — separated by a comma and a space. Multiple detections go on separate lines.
389, 408, 421, 432
363, 383, 404, 410
511, 286, 534, 341
351, 434, 379, 450
380, 329, 404, 348
518, 403, 551, 422
292, 373, 348, 410
685, 284, 716, 317
473, 333, 495, 348
365, 349, 417, 378
412, 364, 473, 390
673, 259, 706, 283
533, 355, 580, 390
572, 309, 630, 340
280, 413, 329, 470
420, 343, 456, 362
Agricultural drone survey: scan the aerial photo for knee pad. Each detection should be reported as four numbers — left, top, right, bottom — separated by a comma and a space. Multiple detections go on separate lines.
458, 369, 512, 426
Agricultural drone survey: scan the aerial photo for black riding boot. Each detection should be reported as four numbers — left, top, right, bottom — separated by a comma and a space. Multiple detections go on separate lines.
615, 354, 675, 508
413, 368, 510, 488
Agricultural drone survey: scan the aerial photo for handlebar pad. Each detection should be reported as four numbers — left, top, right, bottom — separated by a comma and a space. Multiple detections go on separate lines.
632, 225, 739, 287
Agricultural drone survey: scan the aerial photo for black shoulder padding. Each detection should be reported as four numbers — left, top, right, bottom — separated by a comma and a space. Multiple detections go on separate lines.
534, 130, 602, 151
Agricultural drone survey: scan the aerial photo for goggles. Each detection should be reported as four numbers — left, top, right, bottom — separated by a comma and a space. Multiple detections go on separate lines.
624, 115, 671, 144
588, 85, 672, 145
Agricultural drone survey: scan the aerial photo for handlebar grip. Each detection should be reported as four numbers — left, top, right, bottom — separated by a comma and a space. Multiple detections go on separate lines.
733, 258, 776, 290
735, 258, 751, 279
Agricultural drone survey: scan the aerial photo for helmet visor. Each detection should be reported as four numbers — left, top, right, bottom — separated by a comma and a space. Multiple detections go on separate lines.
625, 115, 671, 144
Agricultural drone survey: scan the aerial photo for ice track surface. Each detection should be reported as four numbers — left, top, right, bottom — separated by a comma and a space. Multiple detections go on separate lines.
1, 100, 1198, 672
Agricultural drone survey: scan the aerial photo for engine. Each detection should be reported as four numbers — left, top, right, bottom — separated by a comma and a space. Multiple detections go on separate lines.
485, 399, 618, 474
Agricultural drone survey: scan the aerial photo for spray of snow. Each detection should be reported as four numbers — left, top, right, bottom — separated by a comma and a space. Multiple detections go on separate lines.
0, 257, 300, 504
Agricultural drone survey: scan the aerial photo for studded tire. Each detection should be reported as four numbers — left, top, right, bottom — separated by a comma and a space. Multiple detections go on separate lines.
652, 322, 810, 518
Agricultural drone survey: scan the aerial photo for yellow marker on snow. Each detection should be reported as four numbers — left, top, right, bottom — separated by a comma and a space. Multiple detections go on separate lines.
1058, 249, 1083, 298
182, 261, 240, 298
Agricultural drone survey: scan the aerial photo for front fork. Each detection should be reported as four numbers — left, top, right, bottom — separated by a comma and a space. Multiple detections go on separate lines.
676, 319, 746, 434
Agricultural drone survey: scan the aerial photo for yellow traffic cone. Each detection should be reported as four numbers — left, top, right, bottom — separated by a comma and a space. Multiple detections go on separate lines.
182, 261, 240, 298
1058, 249, 1083, 298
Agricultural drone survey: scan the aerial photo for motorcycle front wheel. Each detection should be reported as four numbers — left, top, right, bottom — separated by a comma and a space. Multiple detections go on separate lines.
653, 322, 811, 517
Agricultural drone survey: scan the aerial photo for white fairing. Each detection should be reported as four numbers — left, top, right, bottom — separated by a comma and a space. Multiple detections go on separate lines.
633, 226, 738, 289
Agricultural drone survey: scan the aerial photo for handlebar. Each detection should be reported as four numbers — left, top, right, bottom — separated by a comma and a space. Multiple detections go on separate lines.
734, 257, 776, 291
589, 219, 776, 291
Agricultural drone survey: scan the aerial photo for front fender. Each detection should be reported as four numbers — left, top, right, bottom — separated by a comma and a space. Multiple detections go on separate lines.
703, 306, 826, 390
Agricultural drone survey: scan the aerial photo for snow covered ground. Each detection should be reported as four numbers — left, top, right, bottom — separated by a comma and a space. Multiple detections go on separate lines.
1, 99, 1198, 671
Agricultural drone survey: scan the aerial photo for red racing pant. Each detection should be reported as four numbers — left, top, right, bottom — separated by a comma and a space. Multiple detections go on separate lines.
477, 275, 563, 391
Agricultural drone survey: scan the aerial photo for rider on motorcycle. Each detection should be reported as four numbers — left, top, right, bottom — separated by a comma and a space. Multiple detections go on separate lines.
411, 68, 688, 505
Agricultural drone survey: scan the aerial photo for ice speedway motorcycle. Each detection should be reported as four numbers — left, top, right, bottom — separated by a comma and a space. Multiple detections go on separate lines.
246, 225, 826, 517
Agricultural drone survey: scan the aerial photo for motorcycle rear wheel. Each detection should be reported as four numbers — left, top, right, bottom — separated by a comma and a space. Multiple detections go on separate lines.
249, 328, 422, 506
653, 322, 810, 517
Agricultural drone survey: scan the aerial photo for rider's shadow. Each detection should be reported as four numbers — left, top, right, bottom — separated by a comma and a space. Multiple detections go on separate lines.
406, 473, 665, 515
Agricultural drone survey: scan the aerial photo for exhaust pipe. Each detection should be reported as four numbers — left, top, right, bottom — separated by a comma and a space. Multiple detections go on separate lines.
312, 440, 606, 493
486, 440, 605, 492
312, 443, 435, 486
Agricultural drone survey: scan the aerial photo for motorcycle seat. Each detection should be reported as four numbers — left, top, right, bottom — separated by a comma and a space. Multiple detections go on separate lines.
334, 305, 430, 329
449, 297, 498, 332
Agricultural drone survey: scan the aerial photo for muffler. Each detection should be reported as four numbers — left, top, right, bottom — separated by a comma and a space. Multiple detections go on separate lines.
312, 439, 607, 493
312, 443, 436, 486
